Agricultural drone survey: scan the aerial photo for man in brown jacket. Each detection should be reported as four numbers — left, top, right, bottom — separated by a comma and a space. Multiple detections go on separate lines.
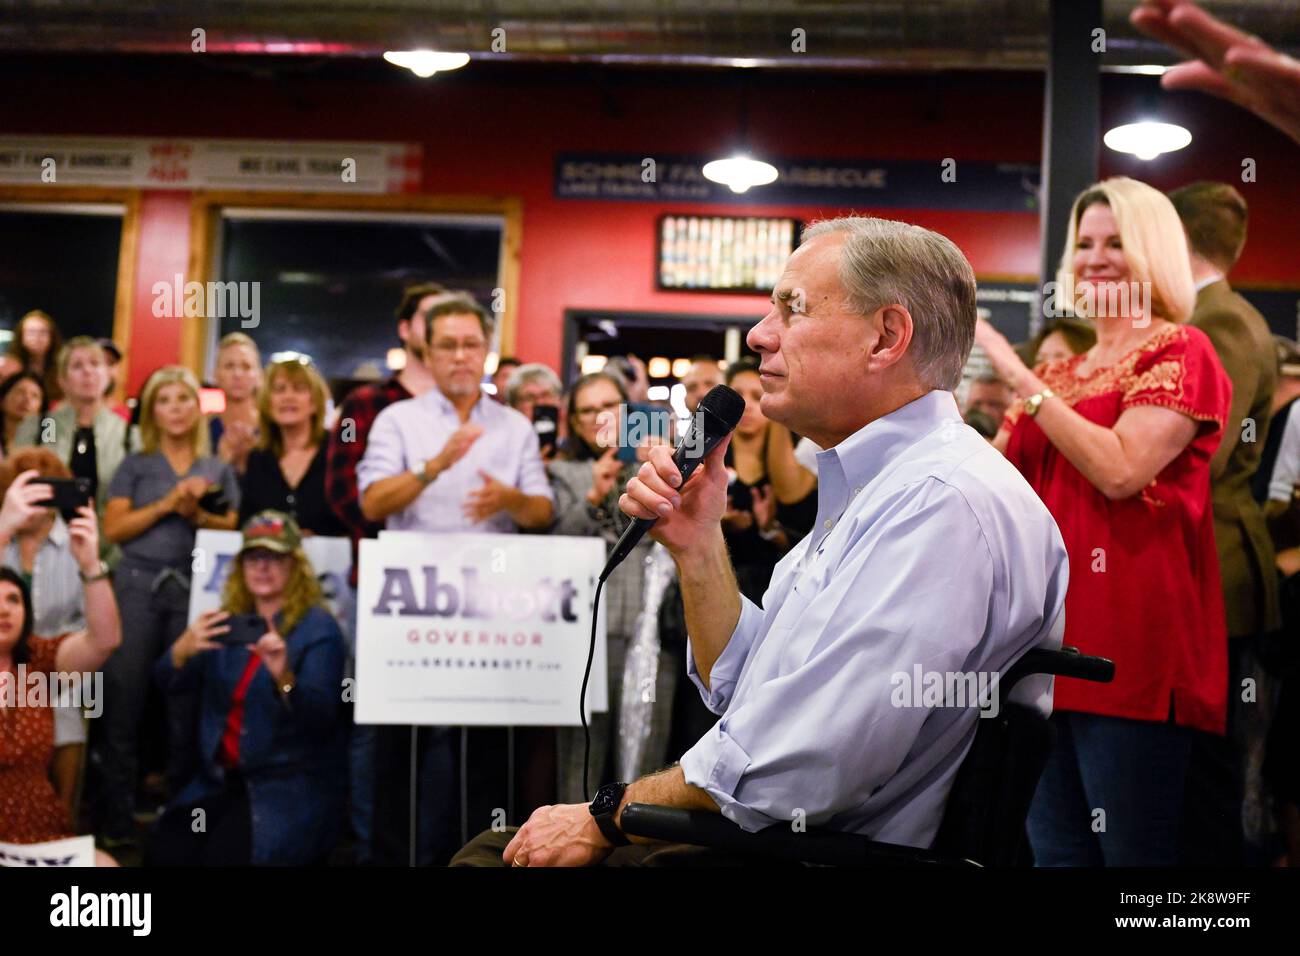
1171, 182, 1280, 865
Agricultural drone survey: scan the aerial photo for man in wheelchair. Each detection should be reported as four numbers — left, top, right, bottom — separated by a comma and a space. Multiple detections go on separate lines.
451, 217, 1070, 868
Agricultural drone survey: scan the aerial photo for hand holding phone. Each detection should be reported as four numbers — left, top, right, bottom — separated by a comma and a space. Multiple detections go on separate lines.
216, 612, 271, 646
532, 405, 559, 457
32, 477, 94, 523
171, 609, 231, 669
197, 485, 230, 515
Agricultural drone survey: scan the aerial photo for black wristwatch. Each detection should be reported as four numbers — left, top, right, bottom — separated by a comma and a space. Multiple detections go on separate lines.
589, 782, 631, 846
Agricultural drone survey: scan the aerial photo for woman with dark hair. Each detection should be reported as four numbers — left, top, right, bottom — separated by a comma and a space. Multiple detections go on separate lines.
1017, 317, 1098, 368
0, 371, 46, 457
0, 449, 95, 807
1, 310, 64, 403
720, 357, 818, 602
0, 473, 122, 866
557, 370, 629, 463
148, 511, 347, 866
547, 371, 675, 801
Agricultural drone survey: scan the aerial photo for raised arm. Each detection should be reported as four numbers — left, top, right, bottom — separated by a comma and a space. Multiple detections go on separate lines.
764, 421, 817, 504
977, 319, 1206, 500
54, 504, 122, 674
1027, 400, 1198, 500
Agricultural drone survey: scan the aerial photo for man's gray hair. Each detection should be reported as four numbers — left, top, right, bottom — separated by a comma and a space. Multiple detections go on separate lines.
801, 217, 977, 391
505, 362, 562, 407
422, 291, 495, 343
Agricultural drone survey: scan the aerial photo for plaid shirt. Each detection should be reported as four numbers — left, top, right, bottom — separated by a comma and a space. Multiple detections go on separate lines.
325, 376, 412, 580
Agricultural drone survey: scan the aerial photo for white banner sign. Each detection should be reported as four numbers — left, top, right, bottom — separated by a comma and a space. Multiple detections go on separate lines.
0, 836, 95, 867
189, 531, 355, 649
0, 136, 422, 193
356, 533, 607, 726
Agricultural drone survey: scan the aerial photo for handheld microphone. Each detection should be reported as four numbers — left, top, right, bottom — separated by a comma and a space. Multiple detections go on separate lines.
598, 384, 745, 582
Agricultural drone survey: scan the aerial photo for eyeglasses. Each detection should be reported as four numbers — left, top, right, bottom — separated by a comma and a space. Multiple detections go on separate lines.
575, 400, 622, 421
430, 339, 488, 357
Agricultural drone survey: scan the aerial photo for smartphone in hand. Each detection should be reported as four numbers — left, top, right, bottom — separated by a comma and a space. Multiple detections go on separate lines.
33, 477, 94, 523
216, 613, 270, 646
531, 405, 559, 457
197, 486, 230, 514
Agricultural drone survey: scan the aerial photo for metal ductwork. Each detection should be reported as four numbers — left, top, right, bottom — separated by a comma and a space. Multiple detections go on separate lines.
0, 1, 1296, 70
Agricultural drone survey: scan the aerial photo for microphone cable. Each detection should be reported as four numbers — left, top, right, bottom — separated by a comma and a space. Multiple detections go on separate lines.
580, 574, 605, 801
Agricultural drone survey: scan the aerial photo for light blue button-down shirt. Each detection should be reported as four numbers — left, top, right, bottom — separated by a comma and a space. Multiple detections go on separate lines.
356, 386, 553, 534
680, 389, 1068, 848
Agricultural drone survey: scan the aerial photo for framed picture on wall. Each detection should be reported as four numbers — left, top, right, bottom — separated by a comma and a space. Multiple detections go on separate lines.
657, 214, 798, 293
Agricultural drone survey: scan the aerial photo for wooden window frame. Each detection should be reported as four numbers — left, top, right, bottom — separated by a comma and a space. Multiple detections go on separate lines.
185, 190, 523, 377
0, 185, 142, 401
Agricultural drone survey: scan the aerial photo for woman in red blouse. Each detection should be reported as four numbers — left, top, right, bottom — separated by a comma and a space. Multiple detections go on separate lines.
0, 475, 123, 866
975, 176, 1232, 866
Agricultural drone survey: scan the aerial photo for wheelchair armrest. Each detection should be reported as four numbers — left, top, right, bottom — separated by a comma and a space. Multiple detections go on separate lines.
619, 804, 976, 867
1002, 646, 1114, 699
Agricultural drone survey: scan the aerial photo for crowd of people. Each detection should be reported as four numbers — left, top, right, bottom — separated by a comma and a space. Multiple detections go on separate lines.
3, 0, 1300, 869
0, 280, 827, 867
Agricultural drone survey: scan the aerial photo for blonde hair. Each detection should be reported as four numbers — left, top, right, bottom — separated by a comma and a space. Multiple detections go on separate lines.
257, 358, 329, 458
221, 549, 323, 636
1056, 177, 1195, 324
55, 335, 107, 380
139, 365, 208, 456
216, 332, 263, 394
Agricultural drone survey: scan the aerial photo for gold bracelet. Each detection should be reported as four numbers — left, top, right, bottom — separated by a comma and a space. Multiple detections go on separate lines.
1023, 387, 1055, 418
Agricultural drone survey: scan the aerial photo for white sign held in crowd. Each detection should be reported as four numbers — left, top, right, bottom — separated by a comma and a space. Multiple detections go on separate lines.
0, 835, 96, 867
188, 531, 355, 644
356, 532, 607, 726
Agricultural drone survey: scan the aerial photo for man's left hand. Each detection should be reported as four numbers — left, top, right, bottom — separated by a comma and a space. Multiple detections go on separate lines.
503, 803, 615, 868
463, 471, 518, 523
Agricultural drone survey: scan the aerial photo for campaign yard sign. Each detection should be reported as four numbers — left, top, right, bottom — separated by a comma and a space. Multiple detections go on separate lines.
355, 533, 607, 726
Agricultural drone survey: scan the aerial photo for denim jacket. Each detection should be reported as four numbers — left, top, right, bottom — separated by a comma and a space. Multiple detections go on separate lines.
155, 605, 348, 866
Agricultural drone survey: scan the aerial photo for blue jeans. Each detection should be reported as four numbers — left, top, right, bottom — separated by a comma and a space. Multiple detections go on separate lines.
349, 723, 376, 864
340, 587, 376, 863
1027, 711, 1193, 866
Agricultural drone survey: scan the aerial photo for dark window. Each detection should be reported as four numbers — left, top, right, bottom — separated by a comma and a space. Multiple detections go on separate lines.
0, 206, 122, 342
216, 213, 504, 382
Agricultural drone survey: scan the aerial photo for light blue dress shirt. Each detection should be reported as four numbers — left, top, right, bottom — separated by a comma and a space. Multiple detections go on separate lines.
680, 389, 1068, 848
356, 386, 553, 533
1267, 403, 1300, 502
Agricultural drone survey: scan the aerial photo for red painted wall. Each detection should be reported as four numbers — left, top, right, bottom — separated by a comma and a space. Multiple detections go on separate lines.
4, 57, 1297, 389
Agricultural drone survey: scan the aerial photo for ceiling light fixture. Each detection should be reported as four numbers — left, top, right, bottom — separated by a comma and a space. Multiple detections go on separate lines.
1103, 121, 1192, 161
702, 155, 779, 194
382, 50, 470, 78
703, 74, 779, 194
